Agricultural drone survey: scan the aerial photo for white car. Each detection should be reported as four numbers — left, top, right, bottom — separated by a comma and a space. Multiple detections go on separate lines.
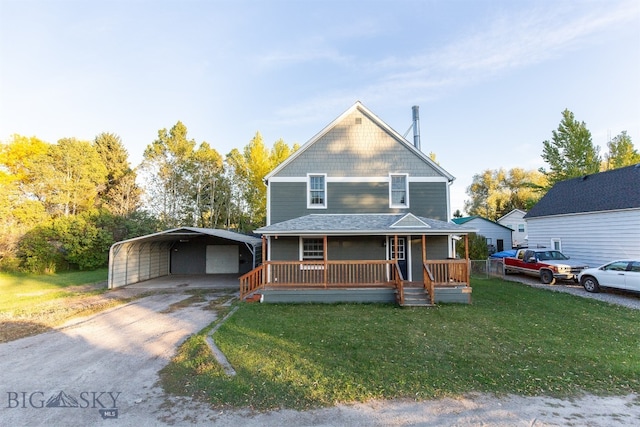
578, 260, 640, 293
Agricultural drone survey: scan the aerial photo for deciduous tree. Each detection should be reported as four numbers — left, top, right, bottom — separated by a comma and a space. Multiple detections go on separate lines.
540, 109, 600, 186
464, 168, 546, 220
603, 131, 640, 170
94, 132, 142, 216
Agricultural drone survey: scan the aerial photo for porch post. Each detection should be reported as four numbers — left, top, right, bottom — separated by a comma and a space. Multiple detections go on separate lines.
323, 235, 328, 288
421, 235, 427, 263
393, 235, 398, 260
262, 236, 266, 285
465, 234, 470, 285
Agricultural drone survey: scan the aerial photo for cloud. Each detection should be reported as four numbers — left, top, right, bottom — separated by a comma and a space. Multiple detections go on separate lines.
376, 0, 639, 95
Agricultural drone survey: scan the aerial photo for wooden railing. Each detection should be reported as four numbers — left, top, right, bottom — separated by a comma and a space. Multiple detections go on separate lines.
240, 259, 468, 301
240, 260, 400, 300
423, 263, 436, 305
239, 264, 264, 300
423, 259, 470, 286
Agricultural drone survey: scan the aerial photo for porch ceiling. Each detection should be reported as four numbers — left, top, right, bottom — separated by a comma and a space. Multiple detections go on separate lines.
256, 213, 477, 236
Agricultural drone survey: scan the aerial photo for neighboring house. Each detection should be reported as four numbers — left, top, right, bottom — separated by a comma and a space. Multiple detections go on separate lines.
452, 216, 513, 253
497, 209, 528, 248
524, 164, 640, 268
240, 102, 476, 305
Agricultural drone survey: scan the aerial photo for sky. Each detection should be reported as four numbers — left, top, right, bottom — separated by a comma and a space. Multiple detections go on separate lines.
1, 0, 639, 216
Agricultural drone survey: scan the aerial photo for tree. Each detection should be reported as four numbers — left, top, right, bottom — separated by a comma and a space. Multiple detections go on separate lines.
141, 121, 197, 227
603, 131, 640, 170
226, 133, 298, 229
94, 132, 142, 216
187, 142, 225, 227
464, 168, 546, 220
456, 233, 489, 260
36, 138, 108, 216
541, 109, 600, 187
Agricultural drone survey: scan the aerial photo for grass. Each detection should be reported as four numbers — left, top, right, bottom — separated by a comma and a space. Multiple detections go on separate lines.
0, 268, 135, 342
160, 277, 640, 410
0, 269, 108, 312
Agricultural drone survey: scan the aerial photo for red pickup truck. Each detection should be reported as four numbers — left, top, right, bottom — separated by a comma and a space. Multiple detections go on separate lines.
504, 248, 589, 285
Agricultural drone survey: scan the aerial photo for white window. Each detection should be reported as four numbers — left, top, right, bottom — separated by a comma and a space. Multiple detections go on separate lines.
551, 238, 562, 251
301, 238, 324, 260
389, 174, 409, 208
307, 174, 327, 208
518, 224, 525, 232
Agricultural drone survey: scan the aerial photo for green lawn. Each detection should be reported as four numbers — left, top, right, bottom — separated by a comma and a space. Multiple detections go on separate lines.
160, 277, 640, 410
0, 269, 108, 313
0, 269, 114, 342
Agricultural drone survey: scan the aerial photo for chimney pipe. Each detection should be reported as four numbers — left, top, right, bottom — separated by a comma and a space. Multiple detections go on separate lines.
412, 105, 421, 151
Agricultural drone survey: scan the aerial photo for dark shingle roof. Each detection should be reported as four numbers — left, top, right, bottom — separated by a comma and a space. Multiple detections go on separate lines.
525, 164, 640, 218
256, 214, 476, 235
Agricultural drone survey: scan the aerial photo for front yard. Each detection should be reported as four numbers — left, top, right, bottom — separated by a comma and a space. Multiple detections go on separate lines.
0, 269, 138, 342
161, 277, 640, 410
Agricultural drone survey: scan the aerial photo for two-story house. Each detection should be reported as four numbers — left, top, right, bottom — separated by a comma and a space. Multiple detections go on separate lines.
240, 102, 476, 305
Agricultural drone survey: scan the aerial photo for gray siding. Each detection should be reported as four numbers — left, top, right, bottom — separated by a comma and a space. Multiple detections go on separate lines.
270, 236, 386, 261
270, 236, 299, 260
410, 236, 449, 281
273, 109, 443, 178
328, 236, 385, 260
270, 181, 447, 224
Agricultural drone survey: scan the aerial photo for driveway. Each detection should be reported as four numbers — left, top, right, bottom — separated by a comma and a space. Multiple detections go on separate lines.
0, 290, 220, 425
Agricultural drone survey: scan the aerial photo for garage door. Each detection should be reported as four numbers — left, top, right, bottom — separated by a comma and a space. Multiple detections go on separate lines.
206, 245, 239, 274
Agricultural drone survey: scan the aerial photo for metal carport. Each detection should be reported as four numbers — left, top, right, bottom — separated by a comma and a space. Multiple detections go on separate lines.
108, 227, 262, 289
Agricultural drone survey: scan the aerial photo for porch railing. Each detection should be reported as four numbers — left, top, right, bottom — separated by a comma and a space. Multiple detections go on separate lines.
423, 259, 470, 286
240, 260, 401, 300
239, 259, 469, 301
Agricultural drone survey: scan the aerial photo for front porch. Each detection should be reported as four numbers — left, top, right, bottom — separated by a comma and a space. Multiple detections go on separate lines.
239, 257, 472, 306
246, 215, 475, 306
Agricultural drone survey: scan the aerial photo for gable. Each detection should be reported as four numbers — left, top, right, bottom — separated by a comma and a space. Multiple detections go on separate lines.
267, 102, 454, 180
391, 213, 430, 228
497, 209, 526, 222
526, 164, 640, 218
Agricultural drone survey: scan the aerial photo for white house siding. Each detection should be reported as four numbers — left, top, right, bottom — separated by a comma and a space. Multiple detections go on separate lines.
497, 210, 527, 247
464, 218, 513, 252
526, 208, 640, 267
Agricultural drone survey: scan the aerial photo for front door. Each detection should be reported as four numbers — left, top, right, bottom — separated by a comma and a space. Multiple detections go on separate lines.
389, 237, 408, 280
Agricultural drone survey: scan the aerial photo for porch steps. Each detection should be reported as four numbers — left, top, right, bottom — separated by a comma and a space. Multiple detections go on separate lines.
400, 287, 433, 307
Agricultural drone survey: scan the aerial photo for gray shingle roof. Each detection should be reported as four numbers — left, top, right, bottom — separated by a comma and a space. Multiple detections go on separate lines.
256, 214, 476, 235
525, 164, 640, 218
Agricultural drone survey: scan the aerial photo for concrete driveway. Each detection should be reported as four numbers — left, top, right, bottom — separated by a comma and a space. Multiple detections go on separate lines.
124, 274, 241, 291
0, 290, 221, 426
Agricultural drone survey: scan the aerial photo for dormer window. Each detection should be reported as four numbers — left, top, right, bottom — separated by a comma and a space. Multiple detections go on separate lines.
307, 174, 327, 208
389, 174, 409, 208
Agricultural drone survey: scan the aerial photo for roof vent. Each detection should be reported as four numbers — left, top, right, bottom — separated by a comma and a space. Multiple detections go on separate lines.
581, 175, 589, 181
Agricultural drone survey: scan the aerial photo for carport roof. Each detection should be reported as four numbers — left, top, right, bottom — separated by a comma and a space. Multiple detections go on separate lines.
112, 227, 262, 247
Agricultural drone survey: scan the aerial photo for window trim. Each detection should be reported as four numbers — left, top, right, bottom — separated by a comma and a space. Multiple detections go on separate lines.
299, 237, 325, 261
389, 173, 409, 208
551, 238, 562, 252
307, 173, 327, 209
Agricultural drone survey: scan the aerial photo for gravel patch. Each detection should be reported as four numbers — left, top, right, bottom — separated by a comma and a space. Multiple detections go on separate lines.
502, 274, 640, 310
